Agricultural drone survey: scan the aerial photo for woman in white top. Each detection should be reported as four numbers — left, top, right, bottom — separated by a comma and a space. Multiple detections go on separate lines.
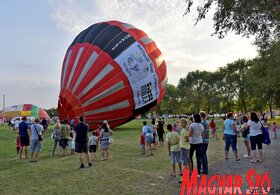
246, 112, 263, 163
189, 114, 204, 176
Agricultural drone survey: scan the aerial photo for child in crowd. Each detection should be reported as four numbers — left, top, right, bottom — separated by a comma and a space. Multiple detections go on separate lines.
272, 122, 277, 139
151, 120, 158, 150
209, 119, 217, 139
88, 131, 98, 161
140, 130, 145, 155
15, 132, 21, 154
173, 122, 180, 135
166, 124, 182, 177
69, 130, 75, 155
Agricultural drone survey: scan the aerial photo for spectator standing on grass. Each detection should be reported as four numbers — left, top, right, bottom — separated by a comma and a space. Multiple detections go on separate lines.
140, 129, 145, 155
166, 124, 182, 177
40, 117, 48, 132
272, 122, 277, 139
75, 116, 92, 168
60, 119, 71, 156
246, 112, 264, 163
69, 129, 75, 155
200, 111, 209, 175
142, 121, 153, 156
88, 131, 98, 161
18, 116, 30, 160
157, 118, 165, 147
29, 118, 44, 162
223, 112, 240, 161
151, 120, 158, 150
178, 118, 190, 183
241, 116, 251, 158
99, 122, 114, 160
209, 119, 217, 139
189, 114, 204, 177
15, 132, 21, 154
52, 122, 62, 156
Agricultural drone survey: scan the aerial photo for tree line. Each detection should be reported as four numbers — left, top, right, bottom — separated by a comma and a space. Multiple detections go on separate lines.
155, 41, 280, 117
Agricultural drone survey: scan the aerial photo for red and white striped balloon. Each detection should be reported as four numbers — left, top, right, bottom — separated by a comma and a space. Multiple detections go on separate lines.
58, 21, 167, 129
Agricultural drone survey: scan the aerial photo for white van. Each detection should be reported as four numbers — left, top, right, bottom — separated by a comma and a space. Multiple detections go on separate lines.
10, 116, 35, 127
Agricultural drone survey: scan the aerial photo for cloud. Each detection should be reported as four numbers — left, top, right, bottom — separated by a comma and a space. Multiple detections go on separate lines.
49, 0, 258, 87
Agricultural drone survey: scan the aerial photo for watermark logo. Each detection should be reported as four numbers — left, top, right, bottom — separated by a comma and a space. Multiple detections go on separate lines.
180, 168, 271, 195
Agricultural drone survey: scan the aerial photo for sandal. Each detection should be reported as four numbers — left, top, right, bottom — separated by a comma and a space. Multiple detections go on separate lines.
170, 173, 176, 177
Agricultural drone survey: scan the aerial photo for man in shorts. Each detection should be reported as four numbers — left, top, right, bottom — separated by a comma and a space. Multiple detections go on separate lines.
18, 116, 30, 160
75, 116, 92, 168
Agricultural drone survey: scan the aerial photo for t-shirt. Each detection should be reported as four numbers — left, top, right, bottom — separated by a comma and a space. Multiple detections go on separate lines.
88, 135, 98, 145
189, 123, 203, 144
61, 124, 71, 139
247, 120, 262, 136
14, 120, 20, 129
210, 121, 216, 129
74, 123, 89, 143
165, 132, 180, 151
143, 125, 153, 137
223, 119, 236, 135
30, 124, 44, 140
179, 127, 190, 149
142, 125, 150, 134
19, 121, 29, 137
201, 119, 209, 143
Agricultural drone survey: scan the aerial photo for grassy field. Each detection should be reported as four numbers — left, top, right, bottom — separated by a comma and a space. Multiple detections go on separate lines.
0, 119, 226, 195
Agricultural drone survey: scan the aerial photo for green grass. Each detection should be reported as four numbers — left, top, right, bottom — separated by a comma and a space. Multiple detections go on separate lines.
0, 119, 225, 194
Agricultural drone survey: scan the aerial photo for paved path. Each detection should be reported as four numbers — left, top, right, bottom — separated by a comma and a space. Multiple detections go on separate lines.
210, 134, 280, 194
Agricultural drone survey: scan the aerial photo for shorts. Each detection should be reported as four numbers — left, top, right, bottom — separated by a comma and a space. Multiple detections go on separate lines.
180, 148, 190, 166
20, 136, 30, 146
224, 134, 237, 152
69, 140, 75, 150
242, 134, 250, 142
75, 142, 88, 153
30, 139, 42, 153
170, 151, 180, 164
145, 135, 153, 143
90, 145, 97, 153
250, 134, 263, 150
100, 139, 109, 150
59, 139, 69, 149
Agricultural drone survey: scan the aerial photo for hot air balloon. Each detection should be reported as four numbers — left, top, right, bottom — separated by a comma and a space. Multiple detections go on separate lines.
58, 21, 167, 129
0, 104, 49, 120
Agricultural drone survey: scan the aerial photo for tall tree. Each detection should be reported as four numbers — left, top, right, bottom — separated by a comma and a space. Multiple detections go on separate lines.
184, 0, 280, 48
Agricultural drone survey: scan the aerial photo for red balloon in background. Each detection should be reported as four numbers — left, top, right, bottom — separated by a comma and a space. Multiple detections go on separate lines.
58, 21, 167, 129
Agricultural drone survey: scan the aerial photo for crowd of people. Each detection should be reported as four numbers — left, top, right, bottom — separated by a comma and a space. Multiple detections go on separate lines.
140, 111, 278, 183
12, 110, 278, 177
140, 112, 211, 183
15, 115, 114, 169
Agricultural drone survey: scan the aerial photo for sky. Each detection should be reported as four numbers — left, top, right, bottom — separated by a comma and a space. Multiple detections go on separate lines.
0, 0, 257, 109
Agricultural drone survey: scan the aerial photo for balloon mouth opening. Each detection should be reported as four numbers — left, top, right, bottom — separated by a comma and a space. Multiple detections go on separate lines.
58, 89, 84, 121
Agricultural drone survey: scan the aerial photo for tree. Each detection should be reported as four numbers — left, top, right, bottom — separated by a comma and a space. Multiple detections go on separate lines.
46, 107, 59, 118
184, 0, 280, 48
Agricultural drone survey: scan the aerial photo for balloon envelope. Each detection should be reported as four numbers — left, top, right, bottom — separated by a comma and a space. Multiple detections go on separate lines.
0, 104, 49, 120
58, 21, 167, 129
